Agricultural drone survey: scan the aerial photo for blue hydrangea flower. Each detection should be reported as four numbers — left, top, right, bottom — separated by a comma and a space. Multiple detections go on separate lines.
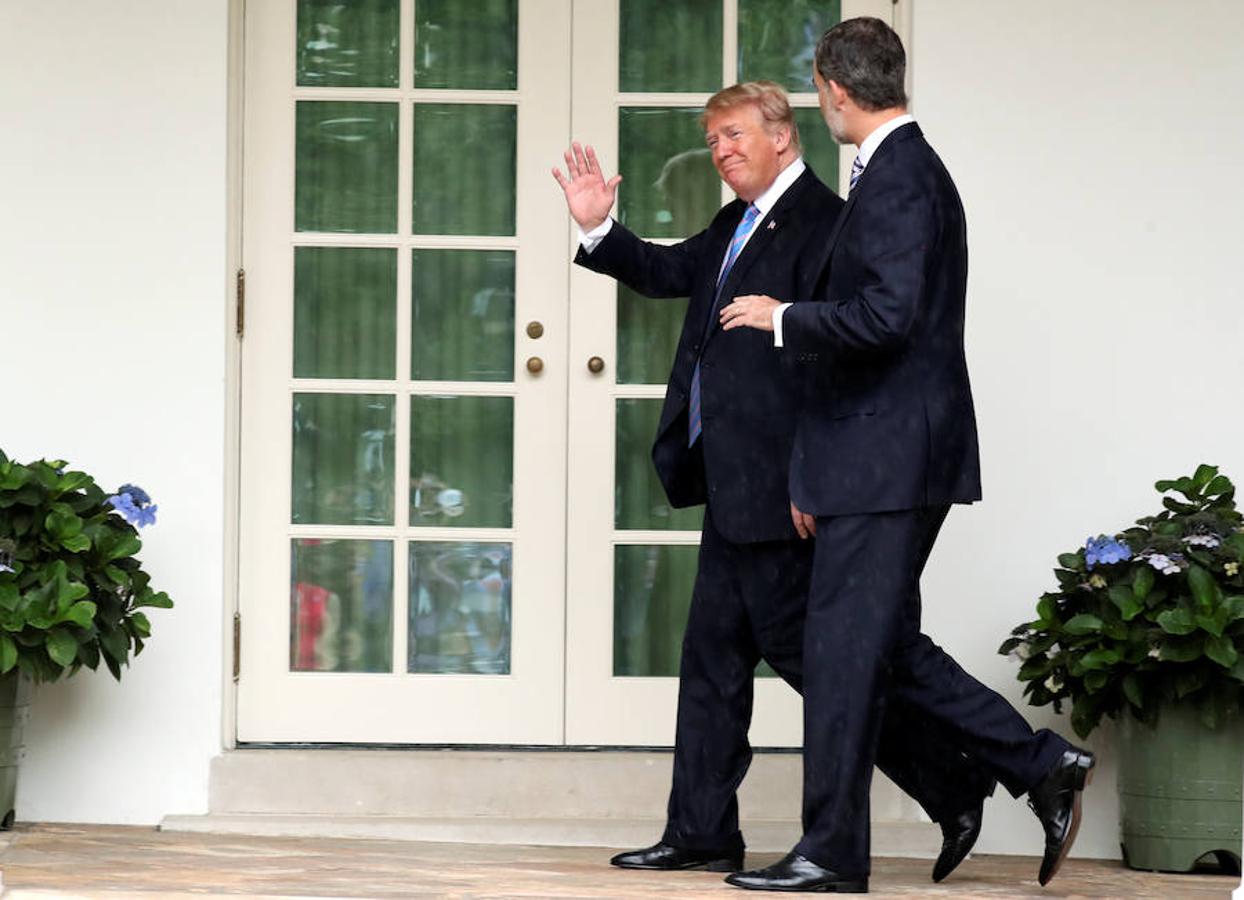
107, 485, 158, 529
1084, 535, 1131, 569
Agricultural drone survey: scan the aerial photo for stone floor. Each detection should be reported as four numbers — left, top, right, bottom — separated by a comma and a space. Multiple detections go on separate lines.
0, 825, 1237, 899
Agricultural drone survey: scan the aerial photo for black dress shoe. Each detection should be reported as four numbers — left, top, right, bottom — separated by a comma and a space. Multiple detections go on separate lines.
610, 841, 743, 872
724, 851, 867, 893
931, 801, 983, 882
1027, 748, 1096, 886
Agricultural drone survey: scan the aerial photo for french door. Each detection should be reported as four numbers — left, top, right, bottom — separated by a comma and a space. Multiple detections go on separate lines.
237, 0, 895, 745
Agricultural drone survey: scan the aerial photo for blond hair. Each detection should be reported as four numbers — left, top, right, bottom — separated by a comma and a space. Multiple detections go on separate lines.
701, 81, 801, 154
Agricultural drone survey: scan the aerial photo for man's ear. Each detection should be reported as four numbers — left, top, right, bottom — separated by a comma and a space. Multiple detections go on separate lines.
827, 79, 850, 109
773, 124, 792, 153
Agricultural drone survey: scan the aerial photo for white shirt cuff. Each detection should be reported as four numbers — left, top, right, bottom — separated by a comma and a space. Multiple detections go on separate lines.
578, 218, 614, 253
772, 303, 793, 347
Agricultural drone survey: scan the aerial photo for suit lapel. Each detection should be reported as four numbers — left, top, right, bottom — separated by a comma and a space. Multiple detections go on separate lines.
819, 122, 923, 265
702, 168, 815, 347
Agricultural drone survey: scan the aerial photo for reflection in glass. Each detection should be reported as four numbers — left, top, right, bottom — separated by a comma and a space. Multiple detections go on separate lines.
412, 104, 516, 236
738, 0, 841, 91
620, 0, 720, 93
297, 0, 399, 87
617, 285, 686, 385
292, 393, 395, 525
616, 399, 703, 531
409, 541, 511, 673
412, 250, 514, 381
294, 247, 397, 380
290, 538, 393, 672
296, 102, 398, 234
794, 107, 840, 196
618, 107, 720, 239
410, 396, 513, 528
614, 544, 697, 676
414, 0, 517, 90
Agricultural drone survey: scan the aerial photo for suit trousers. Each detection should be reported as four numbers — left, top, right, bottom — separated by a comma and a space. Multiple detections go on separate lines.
795, 506, 1069, 877
662, 507, 997, 855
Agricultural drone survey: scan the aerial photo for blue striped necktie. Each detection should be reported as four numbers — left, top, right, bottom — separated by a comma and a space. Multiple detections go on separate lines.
687, 203, 761, 447
849, 153, 864, 193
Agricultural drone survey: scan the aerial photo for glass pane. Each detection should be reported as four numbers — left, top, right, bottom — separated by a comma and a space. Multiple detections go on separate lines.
619, 0, 721, 93
412, 250, 514, 381
412, 104, 516, 236
292, 393, 395, 525
296, 101, 398, 234
408, 541, 511, 673
294, 247, 396, 380
794, 107, 840, 195
614, 544, 697, 676
414, 0, 517, 90
618, 107, 720, 239
614, 544, 780, 679
297, 0, 399, 88
738, 0, 840, 91
615, 399, 703, 531
291, 538, 393, 673
617, 285, 685, 385
410, 396, 513, 528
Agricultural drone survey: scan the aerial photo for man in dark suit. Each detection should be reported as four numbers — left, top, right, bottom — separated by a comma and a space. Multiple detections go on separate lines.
719, 20, 1094, 893
553, 82, 994, 880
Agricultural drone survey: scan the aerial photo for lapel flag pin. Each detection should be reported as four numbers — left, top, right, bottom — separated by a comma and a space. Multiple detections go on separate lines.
767, 220, 776, 230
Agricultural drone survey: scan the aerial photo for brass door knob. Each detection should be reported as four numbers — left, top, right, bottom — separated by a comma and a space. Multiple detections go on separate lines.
526, 321, 544, 339
526, 356, 544, 374
587, 356, 605, 374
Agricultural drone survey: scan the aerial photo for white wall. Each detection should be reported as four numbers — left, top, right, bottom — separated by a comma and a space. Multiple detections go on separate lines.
0, 1, 229, 822
912, 0, 1244, 858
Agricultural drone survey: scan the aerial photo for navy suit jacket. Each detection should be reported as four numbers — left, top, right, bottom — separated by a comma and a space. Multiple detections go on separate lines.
576, 167, 842, 543
783, 123, 982, 515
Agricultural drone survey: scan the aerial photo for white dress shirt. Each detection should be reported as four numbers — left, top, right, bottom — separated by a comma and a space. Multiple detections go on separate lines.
772, 114, 916, 346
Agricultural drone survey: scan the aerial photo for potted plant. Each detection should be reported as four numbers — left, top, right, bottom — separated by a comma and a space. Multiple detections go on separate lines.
0, 449, 173, 827
1001, 464, 1244, 874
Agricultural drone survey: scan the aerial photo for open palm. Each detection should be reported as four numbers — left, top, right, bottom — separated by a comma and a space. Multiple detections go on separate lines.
552, 142, 622, 230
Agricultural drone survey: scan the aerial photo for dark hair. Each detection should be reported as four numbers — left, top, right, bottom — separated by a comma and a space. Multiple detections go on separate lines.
814, 17, 907, 112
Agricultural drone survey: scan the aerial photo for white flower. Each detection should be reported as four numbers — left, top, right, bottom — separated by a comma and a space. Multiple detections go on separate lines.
1145, 553, 1181, 575
1087, 574, 1107, 589
1009, 642, 1031, 662
1183, 534, 1221, 549
1148, 646, 1162, 659
1225, 562, 1240, 577
1043, 675, 1063, 693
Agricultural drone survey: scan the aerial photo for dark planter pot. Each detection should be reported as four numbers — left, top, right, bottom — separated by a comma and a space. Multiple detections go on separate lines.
1118, 703, 1243, 873
0, 670, 31, 829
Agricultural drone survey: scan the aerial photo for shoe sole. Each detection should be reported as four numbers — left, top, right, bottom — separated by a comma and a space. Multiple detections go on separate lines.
1039, 754, 1096, 887
724, 879, 868, 893
613, 858, 742, 872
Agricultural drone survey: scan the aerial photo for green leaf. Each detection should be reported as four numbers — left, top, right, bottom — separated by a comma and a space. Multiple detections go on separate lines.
1080, 648, 1121, 670
1205, 635, 1240, 669
1085, 670, 1109, 692
1224, 596, 1244, 621
1175, 669, 1205, 698
1133, 565, 1155, 601
1205, 474, 1234, 496
1063, 614, 1103, 635
1036, 596, 1055, 626
1195, 611, 1227, 637
130, 611, 151, 639
57, 601, 97, 629
60, 533, 91, 553
1193, 464, 1218, 490
1188, 565, 1219, 613
1163, 497, 1198, 514
1230, 656, 1244, 683
1057, 553, 1084, 572
1160, 636, 1204, 663
134, 591, 173, 610
1108, 585, 1142, 621
45, 628, 78, 667
0, 634, 16, 673
1156, 608, 1196, 635
1122, 673, 1144, 709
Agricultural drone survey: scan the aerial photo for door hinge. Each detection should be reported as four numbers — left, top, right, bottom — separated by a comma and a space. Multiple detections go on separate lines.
235, 268, 246, 338
232, 612, 242, 681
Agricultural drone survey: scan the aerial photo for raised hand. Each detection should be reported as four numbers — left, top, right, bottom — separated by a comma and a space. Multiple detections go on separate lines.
551, 142, 622, 231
